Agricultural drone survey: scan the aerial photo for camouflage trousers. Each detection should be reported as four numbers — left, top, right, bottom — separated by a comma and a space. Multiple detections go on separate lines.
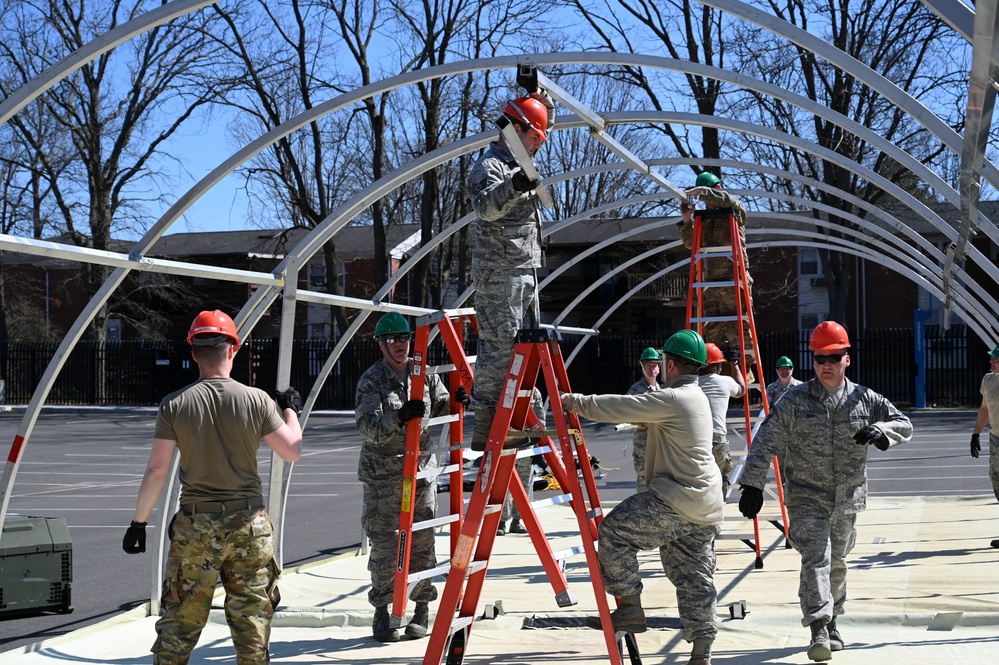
712, 433, 733, 492
990, 434, 999, 503
632, 428, 649, 493
362, 479, 438, 608
787, 499, 857, 626
598, 492, 718, 642
701, 287, 755, 357
472, 268, 539, 408
502, 457, 535, 521
153, 508, 280, 665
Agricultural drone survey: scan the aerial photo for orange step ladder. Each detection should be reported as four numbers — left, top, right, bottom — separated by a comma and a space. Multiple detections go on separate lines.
421, 327, 641, 665
685, 207, 791, 567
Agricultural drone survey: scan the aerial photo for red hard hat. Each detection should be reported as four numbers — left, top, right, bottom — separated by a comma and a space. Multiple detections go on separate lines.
809, 320, 850, 353
705, 342, 725, 365
503, 96, 548, 141
187, 310, 240, 346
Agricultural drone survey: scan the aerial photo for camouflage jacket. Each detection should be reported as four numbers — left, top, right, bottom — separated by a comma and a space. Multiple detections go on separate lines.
697, 187, 747, 224
741, 378, 912, 513
468, 142, 544, 273
355, 358, 451, 483
766, 377, 803, 407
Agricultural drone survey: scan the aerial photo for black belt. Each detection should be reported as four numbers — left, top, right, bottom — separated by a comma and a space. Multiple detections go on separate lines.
180, 496, 264, 515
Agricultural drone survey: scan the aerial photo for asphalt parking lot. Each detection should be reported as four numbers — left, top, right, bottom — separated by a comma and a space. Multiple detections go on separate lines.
0, 407, 989, 653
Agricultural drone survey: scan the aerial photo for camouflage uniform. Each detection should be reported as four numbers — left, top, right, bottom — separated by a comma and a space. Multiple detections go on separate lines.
468, 102, 555, 413
562, 374, 723, 643
766, 377, 803, 407
741, 379, 912, 626
502, 388, 546, 522
626, 378, 660, 492
978, 372, 999, 502
679, 188, 753, 355
355, 358, 451, 608
697, 372, 742, 491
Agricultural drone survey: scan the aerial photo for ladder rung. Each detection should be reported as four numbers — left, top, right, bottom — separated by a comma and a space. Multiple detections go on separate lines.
425, 414, 461, 427
699, 244, 733, 253
725, 416, 765, 424
406, 562, 451, 584
514, 444, 552, 459
692, 280, 736, 288
586, 507, 603, 519
426, 363, 458, 374
449, 615, 475, 635
410, 513, 460, 531
553, 544, 586, 561
483, 504, 502, 515
690, 315, 746, 323
417, 463, 461, 480
467, 559, 488, 575
531, 493, 574, 509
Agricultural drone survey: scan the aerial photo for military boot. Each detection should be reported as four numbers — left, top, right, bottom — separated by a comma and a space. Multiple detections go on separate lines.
688, 636, 713, 665
584, 594, 646, 633
509, 517, 527, 534
405, 602, 429, 639
372, 606, 399, 643
807, 619, 832, 662
827, 617, 844, 651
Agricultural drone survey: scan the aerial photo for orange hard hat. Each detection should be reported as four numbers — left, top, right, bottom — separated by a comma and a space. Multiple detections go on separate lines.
503, 96, 549, 141
705, 342, 725, 365
187, 310, 240, 346
809, 320, 850, 353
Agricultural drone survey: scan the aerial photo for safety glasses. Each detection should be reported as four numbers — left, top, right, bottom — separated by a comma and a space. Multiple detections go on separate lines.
813, 354, 845, 365
382, 334, 411, 344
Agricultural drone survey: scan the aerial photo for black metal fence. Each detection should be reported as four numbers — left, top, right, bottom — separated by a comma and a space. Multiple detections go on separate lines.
1, 325, 988, 409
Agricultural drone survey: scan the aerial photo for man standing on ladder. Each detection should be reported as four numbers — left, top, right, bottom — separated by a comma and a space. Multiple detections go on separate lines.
678, 172, 753, 361
122, 309, 303, 665
766, 356, 802, 406
698, 343, 746, 495
355, 311, 469, 642
561, 330, 723, 665
738, 321, 912, 662
626, 347, 662, 492
467, 87, 555, 451
969, 343, 999, 548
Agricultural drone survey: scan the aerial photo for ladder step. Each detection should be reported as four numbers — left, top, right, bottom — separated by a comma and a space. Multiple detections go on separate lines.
699, 244, 733, 252
411, 513, 461, 531
468, 559, 488, 575
725, 416, 765, 424
692, 280, 736, 288
586, 507, 603, 519
448, 615, 475, 635
417, 463, 461, 481
553, 544, 586, 561
406, 562, 451, 584
690, 315, 746, 323
425, 414, 461, 427
531, 493, 574, 509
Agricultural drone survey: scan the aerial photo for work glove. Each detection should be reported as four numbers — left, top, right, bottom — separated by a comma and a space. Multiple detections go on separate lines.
971, 433, 981, 459
853, 424, 890, 450
122, 521, 147, 554
511, 169, 540, 192
274, 387, 303, 415
724, 348, 741, 363
739, 486, 764, 519
398, 399, 426, 425
453, 385, 471, 408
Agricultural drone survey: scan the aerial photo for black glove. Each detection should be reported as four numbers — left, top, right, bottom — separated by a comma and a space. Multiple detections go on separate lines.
274, 387, 303, 415
853, 424, 889, 450
122, 521, 147, 554
724, 348, 740, 362
739, 486, 764, 519
453, 385, 471, 408
398, 399, 426, 425
511, 169, 540, 192
971, 433, 981, 459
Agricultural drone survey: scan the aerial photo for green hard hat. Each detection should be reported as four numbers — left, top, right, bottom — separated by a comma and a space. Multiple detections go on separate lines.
775, 356, 794, 369
374, 311, 410, 338
640, 347, 661, 362
661, 329, 708, 366
990, 345, 999, 359
695, 172, 721, 188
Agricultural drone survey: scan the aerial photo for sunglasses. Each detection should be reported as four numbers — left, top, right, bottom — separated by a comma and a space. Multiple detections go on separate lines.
813, 354, 845, 365
381, 334, 411, 344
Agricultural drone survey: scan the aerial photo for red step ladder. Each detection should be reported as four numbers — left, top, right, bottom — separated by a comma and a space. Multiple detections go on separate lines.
685, 207, 791, 567
420, 327, 640, 665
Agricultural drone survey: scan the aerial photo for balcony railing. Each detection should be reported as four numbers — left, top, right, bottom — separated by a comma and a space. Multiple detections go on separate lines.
626, 272, 689, 301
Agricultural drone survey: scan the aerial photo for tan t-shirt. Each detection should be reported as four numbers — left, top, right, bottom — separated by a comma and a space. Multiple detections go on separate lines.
154, 377, 285, 503
981, 372, 999, 433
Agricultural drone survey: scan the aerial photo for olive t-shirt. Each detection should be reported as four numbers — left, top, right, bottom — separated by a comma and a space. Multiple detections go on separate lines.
154, 377, 285, 503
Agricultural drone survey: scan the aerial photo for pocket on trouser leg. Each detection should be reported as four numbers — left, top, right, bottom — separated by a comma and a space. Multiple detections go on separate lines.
266, 558, 281, 610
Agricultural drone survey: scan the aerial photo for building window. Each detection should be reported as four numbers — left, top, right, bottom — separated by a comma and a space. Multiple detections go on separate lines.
106, 318, 122, 342
309, 263, 326, 289
800, 248, 819, 276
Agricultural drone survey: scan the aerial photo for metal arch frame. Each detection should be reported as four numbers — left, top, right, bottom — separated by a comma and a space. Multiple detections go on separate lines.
922, 0, 975, 41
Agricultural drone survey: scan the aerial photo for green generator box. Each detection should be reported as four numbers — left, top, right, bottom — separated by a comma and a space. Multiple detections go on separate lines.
0, 515, 73, 616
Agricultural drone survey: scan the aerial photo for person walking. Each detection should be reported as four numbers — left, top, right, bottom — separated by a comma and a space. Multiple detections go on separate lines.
122, 309, 303, 665
468, 89, 555, 451
561, 330, 722, 665
738, 321, 912, 662
626, 347, 662, 492
970, 344, 999, 548
355, 311, 469, 642
698, 343, 746, 495
766, 355, 802, 406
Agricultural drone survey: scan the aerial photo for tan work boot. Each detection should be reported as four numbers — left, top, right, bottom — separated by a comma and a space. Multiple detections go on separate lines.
807, 619, 832, 662
584, 595, 646, 633
688, 636, 713, 665
404, 602, 429, 639
372, 605, 399, 643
